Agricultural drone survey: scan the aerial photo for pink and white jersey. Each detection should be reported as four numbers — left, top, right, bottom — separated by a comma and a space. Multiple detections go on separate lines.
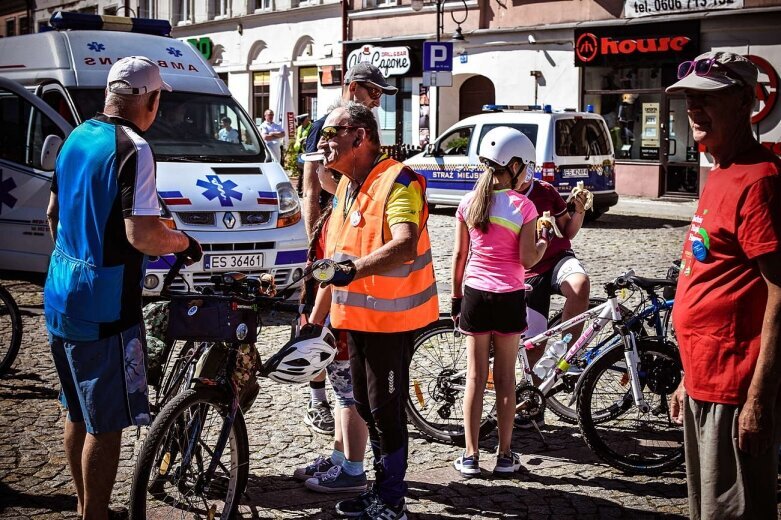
456, 189, 538, 293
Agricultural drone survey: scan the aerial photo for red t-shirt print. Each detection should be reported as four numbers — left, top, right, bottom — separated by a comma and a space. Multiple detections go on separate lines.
672, 145, 781, 405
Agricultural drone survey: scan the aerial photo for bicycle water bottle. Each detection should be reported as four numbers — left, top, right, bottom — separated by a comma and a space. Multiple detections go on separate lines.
532, 333, 572, 379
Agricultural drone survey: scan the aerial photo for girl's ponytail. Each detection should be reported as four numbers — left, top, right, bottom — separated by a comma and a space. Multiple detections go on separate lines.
466, 162, 500, 233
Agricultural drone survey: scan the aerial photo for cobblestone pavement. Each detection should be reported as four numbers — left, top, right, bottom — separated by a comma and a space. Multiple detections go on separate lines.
0, 208, 747, 519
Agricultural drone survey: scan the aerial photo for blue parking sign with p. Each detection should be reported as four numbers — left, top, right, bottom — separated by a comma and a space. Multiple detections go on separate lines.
423, 42, 453, 72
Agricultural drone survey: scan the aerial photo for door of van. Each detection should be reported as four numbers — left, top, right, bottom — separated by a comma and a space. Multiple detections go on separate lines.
413, 125, 481, 207
552, 116, 617, 216
0, 77, 73, 273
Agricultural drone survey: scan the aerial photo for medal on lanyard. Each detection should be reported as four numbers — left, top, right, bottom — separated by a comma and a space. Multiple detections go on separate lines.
350, 210, 362, 227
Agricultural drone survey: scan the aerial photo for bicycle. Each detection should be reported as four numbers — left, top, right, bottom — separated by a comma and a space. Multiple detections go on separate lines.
576, 273, 684, 475
0, 283, 23, 376
129, 257, 317, 519
407, 268, 675, 447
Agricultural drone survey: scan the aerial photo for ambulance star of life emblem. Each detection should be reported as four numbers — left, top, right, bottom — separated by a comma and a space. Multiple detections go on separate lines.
223, 212, 236, 229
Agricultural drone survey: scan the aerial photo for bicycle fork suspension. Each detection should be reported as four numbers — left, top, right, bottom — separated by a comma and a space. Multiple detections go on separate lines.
621, 333, 650, 414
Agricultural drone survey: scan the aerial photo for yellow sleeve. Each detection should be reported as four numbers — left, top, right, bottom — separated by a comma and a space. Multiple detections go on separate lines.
385, 170, 423, 228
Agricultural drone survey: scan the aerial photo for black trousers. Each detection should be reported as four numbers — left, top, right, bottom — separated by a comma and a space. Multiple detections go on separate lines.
347, 330, 414, 506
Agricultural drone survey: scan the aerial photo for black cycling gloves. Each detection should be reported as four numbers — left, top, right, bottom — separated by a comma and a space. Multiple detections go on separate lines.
329, 260, 357, 287
179, 232, 203, 263
450, 297, 462, 319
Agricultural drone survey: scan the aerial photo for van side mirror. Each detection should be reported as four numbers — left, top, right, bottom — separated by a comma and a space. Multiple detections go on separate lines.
40, 134, 63, 171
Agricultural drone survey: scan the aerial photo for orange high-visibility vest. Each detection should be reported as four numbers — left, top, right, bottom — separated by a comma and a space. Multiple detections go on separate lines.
325, 157, 438, 333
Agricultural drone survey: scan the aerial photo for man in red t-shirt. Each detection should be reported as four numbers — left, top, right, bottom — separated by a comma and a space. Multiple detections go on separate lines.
667, 51, 781, 520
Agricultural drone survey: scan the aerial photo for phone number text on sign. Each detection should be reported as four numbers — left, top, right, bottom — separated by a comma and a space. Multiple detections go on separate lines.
624, 0, 742, 17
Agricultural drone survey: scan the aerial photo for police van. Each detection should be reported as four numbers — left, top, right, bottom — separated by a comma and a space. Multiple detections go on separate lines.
0, 12, 307, 294
405, 105, 619, 219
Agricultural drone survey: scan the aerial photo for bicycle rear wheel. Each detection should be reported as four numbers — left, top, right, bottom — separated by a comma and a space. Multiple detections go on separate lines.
130, 388, 249, 520
407, 319, 497, 446
0, 285, 23, 376
576, 338, 684, 475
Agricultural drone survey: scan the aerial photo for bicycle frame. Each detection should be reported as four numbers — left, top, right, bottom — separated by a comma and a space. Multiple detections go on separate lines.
525, 297, 622, 395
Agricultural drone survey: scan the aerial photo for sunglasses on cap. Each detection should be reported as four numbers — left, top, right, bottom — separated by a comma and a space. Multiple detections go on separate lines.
677, 58, 746, 86
320, 125, 363, 141
359, 83, 383, 100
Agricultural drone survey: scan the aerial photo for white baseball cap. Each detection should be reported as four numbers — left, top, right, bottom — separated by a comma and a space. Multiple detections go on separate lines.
107, 56, 172, 95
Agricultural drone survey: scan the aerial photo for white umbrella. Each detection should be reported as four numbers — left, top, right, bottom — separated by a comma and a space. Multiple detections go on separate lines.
273, 64, 295, 146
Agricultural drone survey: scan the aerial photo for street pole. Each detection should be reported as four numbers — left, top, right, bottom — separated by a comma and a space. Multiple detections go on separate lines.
433, 0, 442, 139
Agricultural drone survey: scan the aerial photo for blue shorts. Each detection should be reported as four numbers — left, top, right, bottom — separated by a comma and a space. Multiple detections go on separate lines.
50, 323, 151, 434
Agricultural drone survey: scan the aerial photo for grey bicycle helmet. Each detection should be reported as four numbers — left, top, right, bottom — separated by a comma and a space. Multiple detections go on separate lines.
260, 324, 336, 384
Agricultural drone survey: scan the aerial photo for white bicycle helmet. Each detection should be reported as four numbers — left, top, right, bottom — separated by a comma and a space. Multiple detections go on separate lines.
260, 324, 336, 384
478, 126, 536, 173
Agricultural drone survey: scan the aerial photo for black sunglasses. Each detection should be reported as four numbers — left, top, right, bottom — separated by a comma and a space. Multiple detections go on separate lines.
320, 125, 362, 141
359, 83, 383, 100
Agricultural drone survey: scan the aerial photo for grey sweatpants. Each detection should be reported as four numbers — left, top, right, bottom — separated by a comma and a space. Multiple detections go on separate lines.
683, 396, 780, 520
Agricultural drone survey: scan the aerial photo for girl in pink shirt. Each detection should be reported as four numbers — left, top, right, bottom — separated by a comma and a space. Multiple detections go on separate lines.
451, 127, 548, 476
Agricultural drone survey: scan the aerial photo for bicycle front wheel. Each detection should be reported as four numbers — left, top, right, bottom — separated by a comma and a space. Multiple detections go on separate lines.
576, 338, 684, 475
407, 319, 497, 446
0, 285, 23, 376
130, 388, 249, 520
544, 299, 641, 424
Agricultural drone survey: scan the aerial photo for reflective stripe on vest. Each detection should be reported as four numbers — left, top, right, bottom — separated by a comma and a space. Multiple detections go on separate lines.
333, 249, 434, 278
326, 158, 438, 332
332, 280, 438, 313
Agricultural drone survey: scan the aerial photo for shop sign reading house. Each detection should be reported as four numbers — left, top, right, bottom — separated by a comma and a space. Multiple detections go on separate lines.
575, 21, 699, 67
347, 45, 411, 77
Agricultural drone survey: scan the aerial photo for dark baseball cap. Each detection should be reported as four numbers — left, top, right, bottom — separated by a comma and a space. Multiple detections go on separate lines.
666, 51, 758, 93
344, 62, 398, 95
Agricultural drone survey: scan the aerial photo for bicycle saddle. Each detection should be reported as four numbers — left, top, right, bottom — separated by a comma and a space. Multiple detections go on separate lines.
629, 276, 677, 290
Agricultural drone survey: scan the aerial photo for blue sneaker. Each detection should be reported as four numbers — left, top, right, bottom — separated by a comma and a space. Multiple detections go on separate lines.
358, 498, 406, 520
335, 487, 377, 517
293, 455, 335, 481
493, 451, 522, 474
305, 465, 368, 494
453, 452, 481, 477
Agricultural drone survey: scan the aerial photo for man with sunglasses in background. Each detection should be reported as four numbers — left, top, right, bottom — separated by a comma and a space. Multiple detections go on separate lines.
666, 51, 781, 520
310, 101, 437, 519
299, 62, 398, 437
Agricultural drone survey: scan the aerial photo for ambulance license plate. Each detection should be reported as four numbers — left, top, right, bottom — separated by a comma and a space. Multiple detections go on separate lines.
204, 254, 264, 271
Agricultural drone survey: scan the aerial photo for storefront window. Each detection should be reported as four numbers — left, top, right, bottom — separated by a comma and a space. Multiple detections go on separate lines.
298, 66, 318, 118
252, 71, 270, 124
378, 77, 413, 145
583, 66, 671, 161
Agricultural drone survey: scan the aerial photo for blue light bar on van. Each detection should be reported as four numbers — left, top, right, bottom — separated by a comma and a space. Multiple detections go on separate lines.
586, 104, 595, 113
50, 11, 171, 37
543, 104, 552, 113
482, 104, 542, 112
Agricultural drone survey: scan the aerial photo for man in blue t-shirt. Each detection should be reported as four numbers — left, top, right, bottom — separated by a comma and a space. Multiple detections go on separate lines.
44, 56, 202, 519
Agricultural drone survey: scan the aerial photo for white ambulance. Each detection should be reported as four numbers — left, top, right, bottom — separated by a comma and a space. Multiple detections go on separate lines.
0, 12, 307, 294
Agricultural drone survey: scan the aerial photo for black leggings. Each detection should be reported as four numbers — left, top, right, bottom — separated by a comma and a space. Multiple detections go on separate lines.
348, 330, 414, 506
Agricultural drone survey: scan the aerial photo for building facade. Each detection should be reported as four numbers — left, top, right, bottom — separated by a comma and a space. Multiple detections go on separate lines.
347, 0, 781, 198
169, 0, 344, 131
1, 0, 33, 38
